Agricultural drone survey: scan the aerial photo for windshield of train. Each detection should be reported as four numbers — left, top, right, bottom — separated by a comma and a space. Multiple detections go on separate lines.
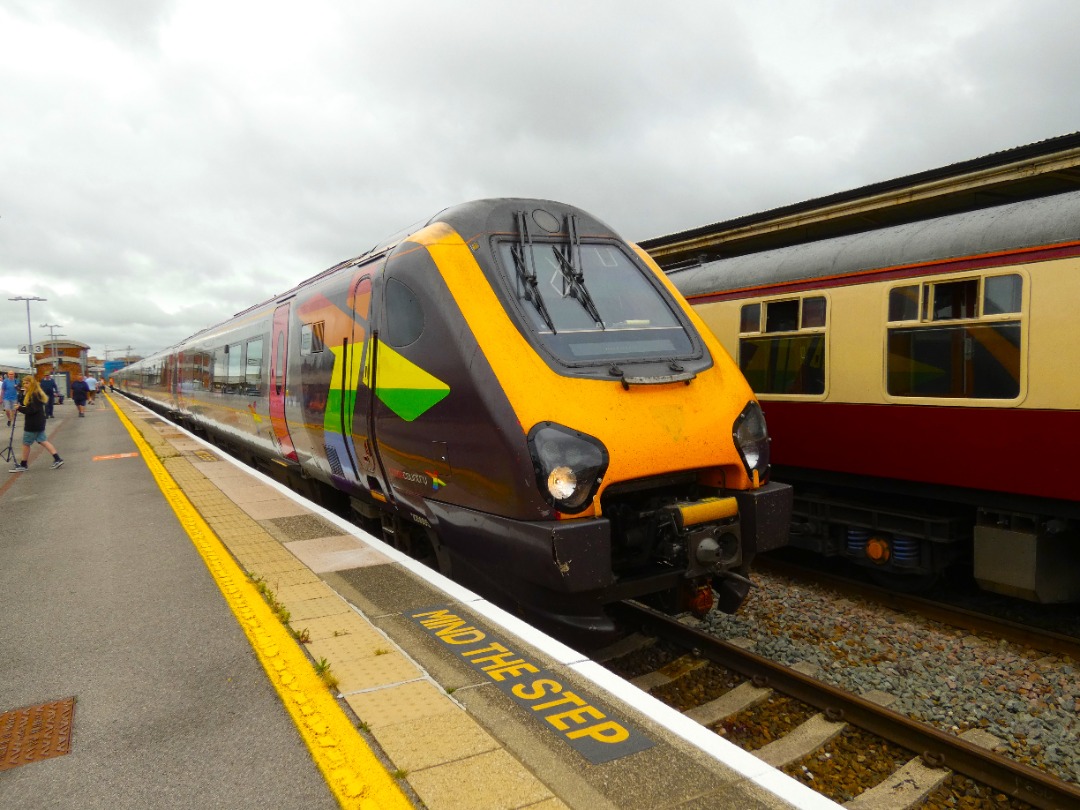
496, 240, 696, 365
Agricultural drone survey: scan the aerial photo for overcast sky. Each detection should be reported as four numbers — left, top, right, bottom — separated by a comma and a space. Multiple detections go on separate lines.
2, 0, 1078, 368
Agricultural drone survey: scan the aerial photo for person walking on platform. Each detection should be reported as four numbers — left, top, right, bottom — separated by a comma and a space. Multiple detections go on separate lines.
9, 375, 63, 472
2, 370, 19, 426
40, 372, 58, 419
85, 373, 98, 406
71, 374, 89, 417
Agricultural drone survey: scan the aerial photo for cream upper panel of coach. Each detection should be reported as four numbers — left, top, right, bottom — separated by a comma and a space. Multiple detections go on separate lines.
1025, 257, 1080, 410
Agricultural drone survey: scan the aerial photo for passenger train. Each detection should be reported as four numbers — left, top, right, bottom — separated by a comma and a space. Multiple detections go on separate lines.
665, 188, 1080, 603
116, 199, 792, 640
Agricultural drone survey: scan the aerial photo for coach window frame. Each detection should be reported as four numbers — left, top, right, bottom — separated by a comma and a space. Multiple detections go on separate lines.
736, 294, 828, 399
300, 321, 326, 356
883, 270, 1027, 403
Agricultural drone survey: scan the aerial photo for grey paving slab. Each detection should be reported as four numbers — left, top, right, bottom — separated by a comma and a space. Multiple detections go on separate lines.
0, 406, 337, 810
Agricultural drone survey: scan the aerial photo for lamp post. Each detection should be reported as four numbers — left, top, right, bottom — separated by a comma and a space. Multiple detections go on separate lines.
41, 323, 64, 373
9, 296, 47, 374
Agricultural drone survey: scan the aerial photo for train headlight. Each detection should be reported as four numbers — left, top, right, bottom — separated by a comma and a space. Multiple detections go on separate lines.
528, 422, 609, 513
732, 401, 770, 480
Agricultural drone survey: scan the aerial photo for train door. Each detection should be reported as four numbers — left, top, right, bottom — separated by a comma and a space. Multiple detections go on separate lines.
270, 302, 298, 462
353, 274, 393, 503
343, 275, 375, 474
321, 272, 375, 488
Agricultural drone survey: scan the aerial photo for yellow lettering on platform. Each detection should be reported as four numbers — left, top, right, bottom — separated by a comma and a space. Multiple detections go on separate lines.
546, 705, 606, 731
566, 721, 631, 744
511, 679, 562, 701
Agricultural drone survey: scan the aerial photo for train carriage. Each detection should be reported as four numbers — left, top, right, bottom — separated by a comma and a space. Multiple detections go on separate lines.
667, 188, 1080, 603
118, 198, 792, 640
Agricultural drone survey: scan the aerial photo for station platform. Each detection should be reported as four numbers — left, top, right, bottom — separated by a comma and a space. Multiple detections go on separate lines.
0, 393, 837, 810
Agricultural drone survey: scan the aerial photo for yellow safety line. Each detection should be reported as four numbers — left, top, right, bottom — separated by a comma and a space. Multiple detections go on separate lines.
107, 396, 412, 810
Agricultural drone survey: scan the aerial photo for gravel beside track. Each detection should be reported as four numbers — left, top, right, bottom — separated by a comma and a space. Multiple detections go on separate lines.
699, 571, 1080, 785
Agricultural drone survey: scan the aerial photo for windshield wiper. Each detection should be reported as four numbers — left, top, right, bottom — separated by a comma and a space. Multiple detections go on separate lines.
552, 214, 604, 328
512, 211, 556, 333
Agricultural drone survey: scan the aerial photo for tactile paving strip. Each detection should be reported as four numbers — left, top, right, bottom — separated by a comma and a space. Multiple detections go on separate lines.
0, 697, 75, 771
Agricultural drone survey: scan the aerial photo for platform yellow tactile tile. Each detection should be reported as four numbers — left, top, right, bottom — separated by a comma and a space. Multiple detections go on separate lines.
285, 595, 350, 621
251, 559, 311, 576
373, 709, 501, 772
260, 568, 324, 590
313, 649, 421, 693
407, 748, 555, 810
344, 680, 458, 728
235, 547, 299, 567
304, 629, 395, 662
301, 613, 381, 643
277, 581, 335, 603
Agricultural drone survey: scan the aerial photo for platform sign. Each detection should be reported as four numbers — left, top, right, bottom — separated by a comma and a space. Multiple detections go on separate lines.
408, 606, 655, 763
16, 344, 44, 354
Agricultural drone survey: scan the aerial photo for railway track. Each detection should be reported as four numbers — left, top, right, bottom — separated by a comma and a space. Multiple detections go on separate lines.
756, 556, 1080, 661
600, 601, 1080, 810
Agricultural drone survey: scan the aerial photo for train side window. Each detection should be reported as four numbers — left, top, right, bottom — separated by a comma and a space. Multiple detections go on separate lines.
765, 299, 799, 332
984, 274, 1022, 315
888, 285, 919, 322
301, 322, 326, 355
245, 337, 264, 391
740, 303, 761, 333
802, 296, 826, 328
931, 279, 978, 321
227, 342, 243, 391
738, 294, 826, 396
384, 278, 424, 347
211, 348, 227, 392
887, 274, 1022, 400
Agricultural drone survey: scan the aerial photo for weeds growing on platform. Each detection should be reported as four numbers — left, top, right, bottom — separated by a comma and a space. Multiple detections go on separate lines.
250, 574, 336, 690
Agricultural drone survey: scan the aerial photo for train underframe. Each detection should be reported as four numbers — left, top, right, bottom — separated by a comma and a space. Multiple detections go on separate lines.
777, 466, 1080, 603
158, 402, 793, 643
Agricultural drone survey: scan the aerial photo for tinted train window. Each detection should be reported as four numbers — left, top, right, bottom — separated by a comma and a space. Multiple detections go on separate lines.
740, 303, 761, 333
889, 286, 919, 322
495, 241, 695, 364
765, 300, 799, 332
301, 321, 326, 355
384, 278, 424, 347
887, 273, 1023, 399
738, 295, 826, 396
227, 342, 243, 389
984, 274, 1022, 314
932, 279, 978, 321
246, 337, 263, 391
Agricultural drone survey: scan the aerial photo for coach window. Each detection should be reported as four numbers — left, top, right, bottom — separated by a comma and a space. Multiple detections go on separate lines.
227, 342, 243, 391
384, 278, 424, 347
886, 273, 1022, 399
738, 295, 826, 396
245, 337, 264, 393
300, 322, 325, 355
740, 303, 761, 333
212, 348, 227, 392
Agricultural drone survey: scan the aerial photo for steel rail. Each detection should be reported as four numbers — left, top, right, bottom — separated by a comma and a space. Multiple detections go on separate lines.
614, 600, 1080, 810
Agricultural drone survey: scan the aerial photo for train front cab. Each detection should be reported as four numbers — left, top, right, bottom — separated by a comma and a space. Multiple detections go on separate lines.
353, 203, 792, 637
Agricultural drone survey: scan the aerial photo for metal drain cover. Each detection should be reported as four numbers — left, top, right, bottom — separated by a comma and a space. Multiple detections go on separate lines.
0, 697, 75, 771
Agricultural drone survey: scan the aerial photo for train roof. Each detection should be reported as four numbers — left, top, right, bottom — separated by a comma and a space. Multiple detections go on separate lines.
668, 186, 1080, 297
643, 132, 1080, 268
